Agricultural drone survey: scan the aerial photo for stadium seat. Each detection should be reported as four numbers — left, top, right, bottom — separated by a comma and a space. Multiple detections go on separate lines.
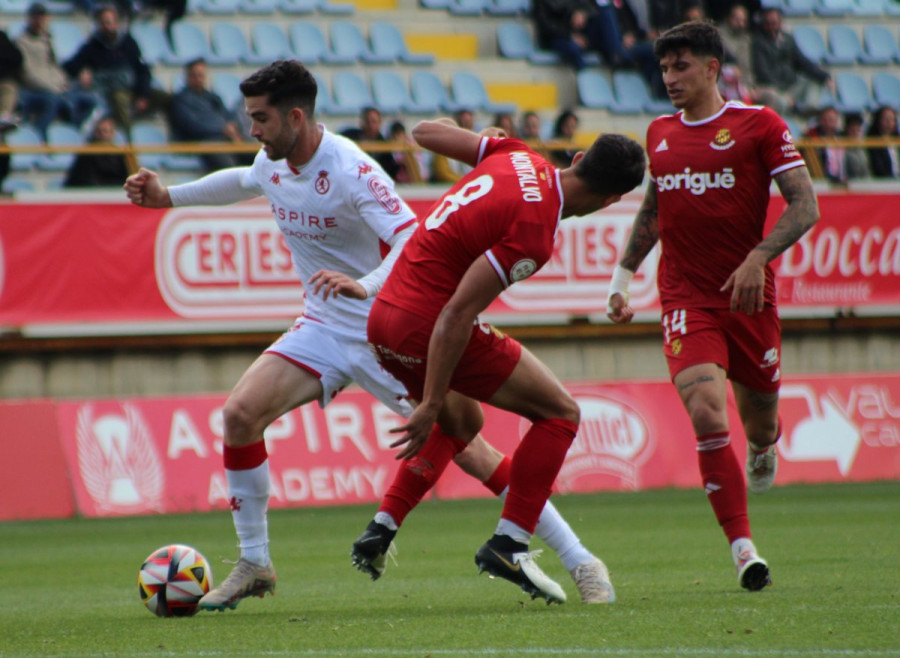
1, 177, 36, 194
369, 22, 435, 65
410, 71, 462, 113
420, 0, 450, 8
872, 72, 900, 107
576, 70, 614, 110
781, 0, 816, 15
824, 25, 863, 65
450, 71, 517, 114
816, 0, 855, 15
212, 72, 243, 110
208, 22, 248, 66
313, 74, 335, 115
612, 71, 673, 114
861, 25, 900, 64
485, 0, 528, 15
318, 0, 355, 14
239, 0, 279, 13
130, 23, 171, 66
330, 71, 374, 116
330, 21, 392, 64
885, 0, 900, 15
166, 22, 211, 66
793, 25, 827, 64
249, 22, 293, 64
496, 22, 561, 65
834, 71, 875, 112
6, 124, 43, 171
290, 22, 352, 64
38, 122, 82, 172
200, 0, 241, 13
130, 123, 168, 170
447, 0, 485, 14
851, 0, 887, 14
278, 0, 317, 12
371, 71, 437, 114
48, 20, 85, 62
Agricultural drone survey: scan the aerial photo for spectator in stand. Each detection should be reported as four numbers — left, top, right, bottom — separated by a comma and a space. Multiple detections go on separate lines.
804, 106, 846, 185
751, 7, 834, 116
843, 113, 870, 181
520, 110, 542, 141
63, 5, 170, 137
706, 0, 761, 22
0, 26, 23, 129
867, 106, 899, 179
63, 114, 129, 187
682, 1, 705, 22
169, 58, 247, 173
548, 107, 579, 168
341, 106, 400, 181
17, 3, 101, 140
430, 108, 475, 183
492, 111, 517, 139
387, 120, 427, 184
717, 4, 777, 107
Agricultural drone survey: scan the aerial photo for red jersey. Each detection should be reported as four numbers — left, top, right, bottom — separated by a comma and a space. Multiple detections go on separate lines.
379, 137, 563, 320
647, 100, 805, 310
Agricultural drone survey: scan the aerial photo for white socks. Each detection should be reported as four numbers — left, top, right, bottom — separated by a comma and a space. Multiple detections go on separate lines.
226, 461, 271, 567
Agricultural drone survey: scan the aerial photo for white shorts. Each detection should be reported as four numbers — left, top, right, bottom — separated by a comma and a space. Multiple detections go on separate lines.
264, 316, 413, 416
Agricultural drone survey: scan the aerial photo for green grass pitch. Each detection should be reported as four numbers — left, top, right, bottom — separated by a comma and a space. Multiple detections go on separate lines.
0, 482, 897, 657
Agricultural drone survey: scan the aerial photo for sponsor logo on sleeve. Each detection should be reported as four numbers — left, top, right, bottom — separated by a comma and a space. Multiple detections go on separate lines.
367, 177, 403, 214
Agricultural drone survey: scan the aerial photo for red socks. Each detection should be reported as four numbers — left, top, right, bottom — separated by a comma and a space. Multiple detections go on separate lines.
223, 441, 268, 470
501, 418, 578, 534
696, 432, 750, 543
378, 427, 467, 526
483, 456, 512, 496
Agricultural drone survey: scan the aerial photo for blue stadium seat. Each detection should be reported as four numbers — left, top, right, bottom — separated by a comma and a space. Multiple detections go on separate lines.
212, 72, 243, 110
782, 0, 816, 15
249, 22, 293, 64
290, 22, 351, 64
576, 70, 614, 110
816, 0, 855, 15
313, 74, 335, 115
447, 0, 485, 14
485, 0, 528, 14
130, 23, 171, 66
834, 71, 875, 112
330, 21, 392, 64
496, 22, 561, 65
852, 0, 887, 15
200, 0, 240, 13
825, 25, 863, 65
793, 25, 827, 64
318, 0, 355, 14
7, 124, 43, 171
130, 122, 168, 170
371, 71, 437, 114
166, 22, 211, 66
208, 23, 248, 66
612, 71, 673, 114
330, 71, 374, 116
885, 0, 900, 15
420, 0, 450, 7
38, 123, 82, 172
411, 71, 462, 113
369, 22, 435, 65
1, 177, 36, 194
48, 20, 85, 62
861, 25, 900, 64
450, 71, 517, 114
278, 0, 317, 12
872, 72, 900, 107
239, 0, 278, 13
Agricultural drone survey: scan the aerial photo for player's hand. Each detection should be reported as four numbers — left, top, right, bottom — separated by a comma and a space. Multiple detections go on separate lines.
606, 292, 634, 324
309, 269, 367, 300
388, 403, 440, 460
124, 168, 172, 208
721, 252, 767, 314
479, 126, 507, 139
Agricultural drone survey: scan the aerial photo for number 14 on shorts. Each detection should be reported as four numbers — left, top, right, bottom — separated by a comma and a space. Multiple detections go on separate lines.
663, 309, 687, 345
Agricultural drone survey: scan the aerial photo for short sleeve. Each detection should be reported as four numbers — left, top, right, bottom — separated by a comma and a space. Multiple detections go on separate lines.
346, 158, 417, 241
758, 108, 805, 177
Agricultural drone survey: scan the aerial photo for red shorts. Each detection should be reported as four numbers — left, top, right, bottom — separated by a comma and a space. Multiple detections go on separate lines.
660, 305, 782, 393
367, 298, 522, 402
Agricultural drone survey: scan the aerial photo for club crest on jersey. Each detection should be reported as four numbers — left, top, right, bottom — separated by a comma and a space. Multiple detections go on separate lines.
709, 128, 735, 151
315, 170, 330, 194
510, 258, 537, 282
269, 172, 280, 186
367, 177, 402, 214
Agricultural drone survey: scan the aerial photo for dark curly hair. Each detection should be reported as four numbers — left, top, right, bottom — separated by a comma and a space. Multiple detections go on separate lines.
575, 133, 646, 197
240, 60, 318, 115
653, 20, 725, 65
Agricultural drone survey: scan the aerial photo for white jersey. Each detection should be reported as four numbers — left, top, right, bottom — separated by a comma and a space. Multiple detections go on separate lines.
239, 127, 416, 336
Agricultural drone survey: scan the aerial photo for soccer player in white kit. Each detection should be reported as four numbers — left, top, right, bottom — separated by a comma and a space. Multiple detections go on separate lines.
124, 60, 615, 610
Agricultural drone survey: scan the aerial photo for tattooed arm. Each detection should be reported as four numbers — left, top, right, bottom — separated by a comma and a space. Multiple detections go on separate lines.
721, 165, 820, 315
606, 183, 660, 323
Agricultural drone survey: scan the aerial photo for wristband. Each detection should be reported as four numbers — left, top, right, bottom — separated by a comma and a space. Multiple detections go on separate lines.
607, 265, 634, 307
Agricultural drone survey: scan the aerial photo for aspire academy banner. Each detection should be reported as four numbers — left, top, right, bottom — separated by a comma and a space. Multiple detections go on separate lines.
1, 193, 898, 334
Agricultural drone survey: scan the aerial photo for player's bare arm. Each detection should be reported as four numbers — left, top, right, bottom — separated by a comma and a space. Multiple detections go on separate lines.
721, 166, 820, 314
411, 119, 484, 167
607, 184, 659, 324
390, 256, 503, 459
124, 168, 173, 208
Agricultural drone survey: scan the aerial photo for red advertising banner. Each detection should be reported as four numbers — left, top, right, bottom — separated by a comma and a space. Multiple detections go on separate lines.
1, 372, 893, 520
0, 192, 898, 335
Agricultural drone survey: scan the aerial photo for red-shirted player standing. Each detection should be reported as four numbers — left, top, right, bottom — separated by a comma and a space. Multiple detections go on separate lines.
607, 21, 821, 591
362, 118, 645, 603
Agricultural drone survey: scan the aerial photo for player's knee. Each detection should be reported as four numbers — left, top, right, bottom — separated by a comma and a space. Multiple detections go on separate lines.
222, 396, 262, 447
687, 402, 727, 436
745, 417, 780, 447
553, 392, 581, 426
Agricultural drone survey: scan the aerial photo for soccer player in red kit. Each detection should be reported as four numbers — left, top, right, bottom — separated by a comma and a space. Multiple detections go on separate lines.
607, 21, 821, 590
359, 119, 645, 603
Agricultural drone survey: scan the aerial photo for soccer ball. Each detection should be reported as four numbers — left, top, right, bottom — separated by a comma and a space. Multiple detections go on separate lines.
137, 544, 213, 617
